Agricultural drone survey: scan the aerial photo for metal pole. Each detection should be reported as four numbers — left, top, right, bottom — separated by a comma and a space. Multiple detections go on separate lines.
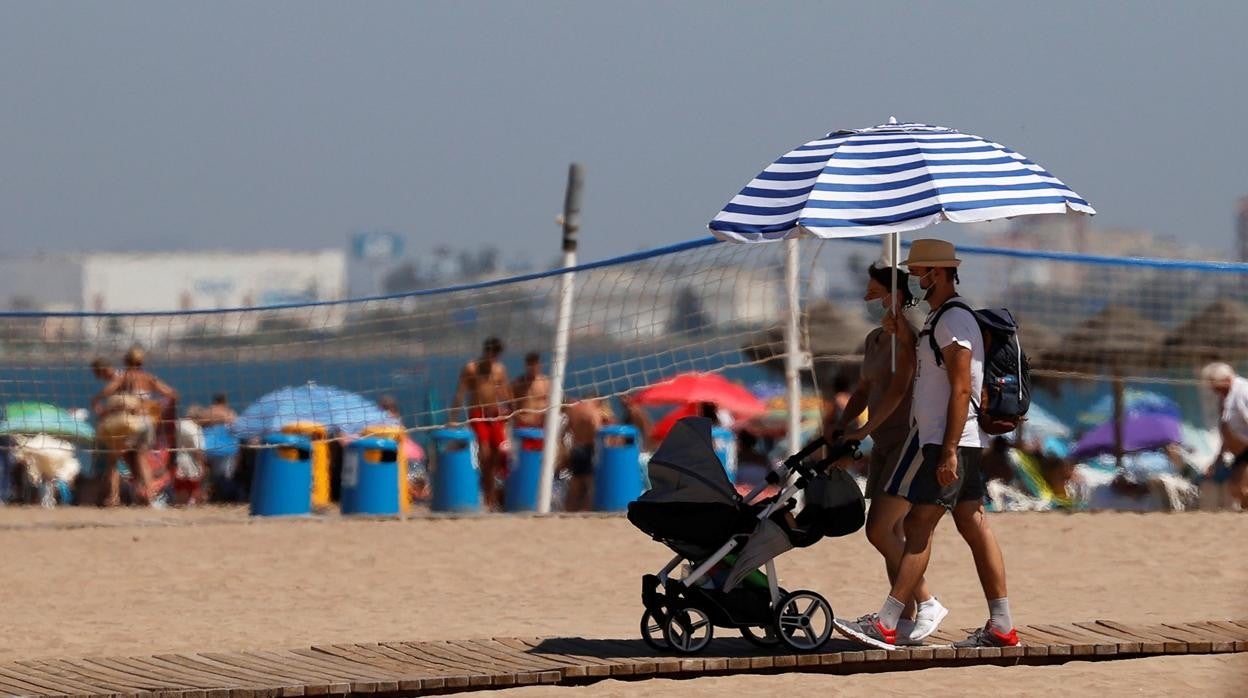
537, 163, 582, 513
884, 232, 901, 371
784, 237, 802, 452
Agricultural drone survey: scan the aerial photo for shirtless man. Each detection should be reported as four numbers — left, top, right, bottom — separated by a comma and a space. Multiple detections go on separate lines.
451, 337, 512, 510
510, 352, 550, 429
563, 393, 609, 511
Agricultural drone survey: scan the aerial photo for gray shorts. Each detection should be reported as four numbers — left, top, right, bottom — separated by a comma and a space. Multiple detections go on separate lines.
883, 427, 985, 508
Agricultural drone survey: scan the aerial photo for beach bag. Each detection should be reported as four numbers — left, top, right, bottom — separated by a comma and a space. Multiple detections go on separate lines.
923, 301, 1031, 435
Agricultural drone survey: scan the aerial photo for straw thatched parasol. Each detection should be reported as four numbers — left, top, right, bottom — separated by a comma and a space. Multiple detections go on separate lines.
1037, 304, 1169, 468
1036, 304, 1168, 375
1162, 298, 1248, 366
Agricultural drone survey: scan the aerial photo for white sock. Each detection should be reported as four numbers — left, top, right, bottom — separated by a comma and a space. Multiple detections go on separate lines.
919, 597, 943, 614
879, 596, 905, 630
988, 597, 1013, 632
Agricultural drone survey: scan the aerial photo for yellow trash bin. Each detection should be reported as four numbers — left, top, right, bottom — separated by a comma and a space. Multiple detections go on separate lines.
361, 424, 409, 512
281, 422, 331, 508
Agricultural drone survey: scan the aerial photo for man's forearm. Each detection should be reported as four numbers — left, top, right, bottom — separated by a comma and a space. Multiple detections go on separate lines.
837, 386, 870, 430
942, 387, 971, 452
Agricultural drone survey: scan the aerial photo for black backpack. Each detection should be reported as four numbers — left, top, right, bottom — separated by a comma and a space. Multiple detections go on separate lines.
921, 300, 1031, 435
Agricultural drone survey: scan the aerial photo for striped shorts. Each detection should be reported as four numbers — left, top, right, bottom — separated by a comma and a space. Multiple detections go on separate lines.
883, 426, 985, 508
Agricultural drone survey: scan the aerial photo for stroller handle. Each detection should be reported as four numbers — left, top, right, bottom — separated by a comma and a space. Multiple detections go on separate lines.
783, 435, 828, 468
768, 438, 860, 486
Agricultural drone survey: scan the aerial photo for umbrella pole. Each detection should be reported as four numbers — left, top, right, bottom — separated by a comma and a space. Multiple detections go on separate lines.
1112, 372, 1125, 470
884, 233, 901, 372
785, 237, 803, 451
538, 163, 582, 514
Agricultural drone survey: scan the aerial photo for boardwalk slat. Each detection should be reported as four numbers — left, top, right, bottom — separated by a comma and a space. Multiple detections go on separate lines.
149, 655, 264, 698
1142, 624, 1213, 653
494, 638, 601, 680
245, 651, 357, 693
160, 654, 296, 697
108, 656, 228, 695
380, 644, 474, 689
198, 653, 310, 696
1166, 624, 1236, 653
392, 643, 492, 688
12, 660, 123, 697
134, 656, 245, 698
1086, 622, 1166, 653
84, 657, 202, 693
53, 658, 167, 696
1016, 625, 1075, 656
285, 650, 388, 694
1029, 624, 1106, 656
215, 653, 339, 696
1095, 621, 1188, 654
1068, 623, 1142, 653
0, 665, 76, 697
1201, 621, 1248, 651
1037, 623, 1123, 655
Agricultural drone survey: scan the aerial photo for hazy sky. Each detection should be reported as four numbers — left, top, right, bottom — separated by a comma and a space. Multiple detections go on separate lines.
2, 1, 1246, 264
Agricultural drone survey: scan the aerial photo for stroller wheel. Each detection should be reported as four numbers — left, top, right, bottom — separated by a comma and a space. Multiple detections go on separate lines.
640, 610, 669, 652
663, 606, 714, 655
739, 624, 782, 648
773, 590, 833, 652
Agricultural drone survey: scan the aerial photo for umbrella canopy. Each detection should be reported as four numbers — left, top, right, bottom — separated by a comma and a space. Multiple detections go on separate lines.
1038, 305, 1168, 374
632, 372, 766, 419
233, 384, 399, 440
1162, 299, 1248, 365
733, 395, 824, 437
1071, 413, 1183, 461
710, 119, 1093, 242
0, 402, 94, 443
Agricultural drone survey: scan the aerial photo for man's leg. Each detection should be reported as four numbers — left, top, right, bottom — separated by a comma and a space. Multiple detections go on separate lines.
1229, 463, 1248, 509
888, 504, 947, 607
865, 494, 935, 612
952, 500, 1007, 600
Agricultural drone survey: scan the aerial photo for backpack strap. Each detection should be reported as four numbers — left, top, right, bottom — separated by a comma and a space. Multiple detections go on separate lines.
919, 299, 975, 369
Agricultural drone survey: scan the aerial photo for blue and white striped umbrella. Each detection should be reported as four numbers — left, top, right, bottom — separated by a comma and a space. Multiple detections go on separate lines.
710, 119, 1094, 242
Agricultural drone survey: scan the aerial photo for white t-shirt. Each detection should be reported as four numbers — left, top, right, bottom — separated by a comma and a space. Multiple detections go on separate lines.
1220, 375, 1248, 444
912, 298, 987, 448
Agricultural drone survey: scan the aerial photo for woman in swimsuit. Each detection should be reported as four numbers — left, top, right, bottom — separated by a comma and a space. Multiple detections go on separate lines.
94, 346, 179, 505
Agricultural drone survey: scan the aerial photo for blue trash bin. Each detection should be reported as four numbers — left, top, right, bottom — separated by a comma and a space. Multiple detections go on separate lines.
593, 425, 643, 512
505, 428, 544, 512
430, 427, 481, 513
712, 427, 737, 483
342, 436, 400, 515
250, 433, 313, 516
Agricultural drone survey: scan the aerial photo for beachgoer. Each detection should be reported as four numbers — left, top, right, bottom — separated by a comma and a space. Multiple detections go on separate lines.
450, 337, 512, 510
197, 393, 237, 427
1201, 361, 1248, 509
93, 346, 179, 506
88, 358, 121, 414
842, 239, 1018, 650
511, 352, 550, 429
834, 263, 947, 644
563, 393, 607, 511
620, 395, 655, 452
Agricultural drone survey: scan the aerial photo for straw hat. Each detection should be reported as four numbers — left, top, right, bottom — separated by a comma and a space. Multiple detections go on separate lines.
902, 239, 961, 268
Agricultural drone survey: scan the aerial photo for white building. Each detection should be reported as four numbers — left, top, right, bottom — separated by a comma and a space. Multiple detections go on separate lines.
0, 250, 348, 343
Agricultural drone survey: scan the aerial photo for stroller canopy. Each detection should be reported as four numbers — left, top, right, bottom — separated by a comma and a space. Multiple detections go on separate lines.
640, 417, 739, 506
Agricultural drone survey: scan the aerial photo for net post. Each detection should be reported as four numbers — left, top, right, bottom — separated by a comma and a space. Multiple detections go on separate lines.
785, 237, 802, 452
537, 163, 583, 513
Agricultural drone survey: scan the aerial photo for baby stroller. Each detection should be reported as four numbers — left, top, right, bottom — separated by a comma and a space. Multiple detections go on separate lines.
627, 417, 865, 654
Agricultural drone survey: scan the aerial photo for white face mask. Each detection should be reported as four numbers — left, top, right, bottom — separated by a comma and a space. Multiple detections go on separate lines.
908, 270, 932, 300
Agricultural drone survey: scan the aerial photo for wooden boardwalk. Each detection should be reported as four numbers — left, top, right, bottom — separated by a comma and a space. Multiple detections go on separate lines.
3, 619, 1246, 697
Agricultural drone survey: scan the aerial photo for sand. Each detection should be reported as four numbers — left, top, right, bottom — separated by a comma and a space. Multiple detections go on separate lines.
1, 507, 1245, 693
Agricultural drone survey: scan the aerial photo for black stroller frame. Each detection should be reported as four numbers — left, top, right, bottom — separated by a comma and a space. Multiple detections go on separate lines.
629, 420, 862, 655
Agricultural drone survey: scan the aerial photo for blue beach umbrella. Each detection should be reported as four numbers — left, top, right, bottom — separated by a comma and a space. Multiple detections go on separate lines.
710, 118, 1094, 241
710, 118, 1094, 438
232, 383, 399, 440
1081, 389, 1180, 426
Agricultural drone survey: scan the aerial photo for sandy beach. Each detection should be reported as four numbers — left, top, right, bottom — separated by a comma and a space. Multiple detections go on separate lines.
2, 507, 1244, 694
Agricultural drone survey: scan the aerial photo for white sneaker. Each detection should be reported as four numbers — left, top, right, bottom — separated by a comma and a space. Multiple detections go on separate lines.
896, 598, 948, 646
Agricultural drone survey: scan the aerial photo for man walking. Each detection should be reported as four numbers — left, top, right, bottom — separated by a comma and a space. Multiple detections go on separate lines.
511, 351, 551, 429
839, 239, 1018, 649
1201, 362, 1248, 510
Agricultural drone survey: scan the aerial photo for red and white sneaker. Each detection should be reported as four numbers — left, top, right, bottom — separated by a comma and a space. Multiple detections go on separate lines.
953, 622, 1021, 648
833, 613, 898, 649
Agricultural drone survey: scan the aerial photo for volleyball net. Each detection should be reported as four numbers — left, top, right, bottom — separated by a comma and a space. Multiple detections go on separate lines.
1, 234, 1245, 455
